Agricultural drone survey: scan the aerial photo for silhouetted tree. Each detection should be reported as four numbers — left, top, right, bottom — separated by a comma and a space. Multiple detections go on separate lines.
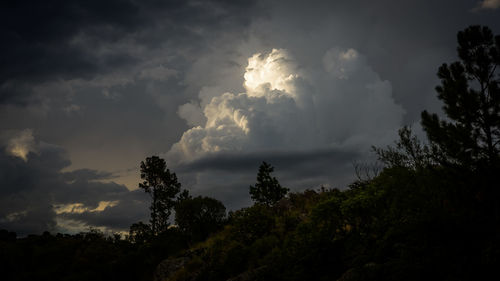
139, 156, 181, 235
175, 196, 226, 242
249, 162, 288, 206
421, 25, 500, 169
373, 126, 436, 170
0, 229, 16, 241
177, 189, 192, 202
128, 221, 151, 244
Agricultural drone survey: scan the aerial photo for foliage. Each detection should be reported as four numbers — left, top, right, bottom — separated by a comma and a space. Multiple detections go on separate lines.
227, 204, 276, 244
373, 126, 436, 170
139, 156, 181, 235
249, 162, 289, 206
0, 228, 189, 281
128, 221, 152, 244
175, 196, 226, 243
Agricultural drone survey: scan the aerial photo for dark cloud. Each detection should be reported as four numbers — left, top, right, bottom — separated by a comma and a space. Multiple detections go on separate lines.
179, 149, 358, 176
0, 141, 149, 236
62, 168, 114, 182
173, 148, 362, 211
1, 0, 140, 84
0, 143, 69, 196
0, 0, 260, 104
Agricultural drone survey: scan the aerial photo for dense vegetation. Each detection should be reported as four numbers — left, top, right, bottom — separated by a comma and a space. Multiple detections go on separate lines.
1, 25, 499, 281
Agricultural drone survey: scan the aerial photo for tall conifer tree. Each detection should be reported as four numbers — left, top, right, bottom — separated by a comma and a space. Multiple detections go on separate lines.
139, 156, 181, 235
249, 162, 288, 206
421, 25, 500, 169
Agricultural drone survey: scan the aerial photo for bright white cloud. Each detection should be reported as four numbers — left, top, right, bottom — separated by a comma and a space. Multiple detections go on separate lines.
169, 48, 404, 164
244, 49, 299, 97
6, 129, 37, 161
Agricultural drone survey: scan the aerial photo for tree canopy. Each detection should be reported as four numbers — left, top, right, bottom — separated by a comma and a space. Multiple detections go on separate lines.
175, 196, 226, 243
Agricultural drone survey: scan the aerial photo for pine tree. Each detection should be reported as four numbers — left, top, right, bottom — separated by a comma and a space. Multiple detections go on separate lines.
249, 162, 289, 206
421, 25, 500, 169
139, 156, 181, 235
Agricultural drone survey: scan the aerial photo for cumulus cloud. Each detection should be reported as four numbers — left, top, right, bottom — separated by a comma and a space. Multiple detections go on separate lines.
163, 48, 405, 208
244, 49, 300, 96
178, 102, 206, 127
315, 48, 405, 148
322, 48, 362, 80
169, 48, 404, 164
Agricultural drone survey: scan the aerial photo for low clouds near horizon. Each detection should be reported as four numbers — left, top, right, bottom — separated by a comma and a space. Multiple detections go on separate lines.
0, 129, 149, 236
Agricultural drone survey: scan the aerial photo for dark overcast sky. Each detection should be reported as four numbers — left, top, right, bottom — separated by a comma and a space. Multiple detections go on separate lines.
1, 0, 499, 235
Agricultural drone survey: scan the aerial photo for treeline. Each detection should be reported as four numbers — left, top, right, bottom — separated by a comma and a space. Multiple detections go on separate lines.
0, 228, 185, 281
1, 25, 500, 281
0, 156, 228, 281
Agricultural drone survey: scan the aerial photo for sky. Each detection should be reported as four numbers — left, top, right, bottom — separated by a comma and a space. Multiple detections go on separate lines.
1, 0, 500, 236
